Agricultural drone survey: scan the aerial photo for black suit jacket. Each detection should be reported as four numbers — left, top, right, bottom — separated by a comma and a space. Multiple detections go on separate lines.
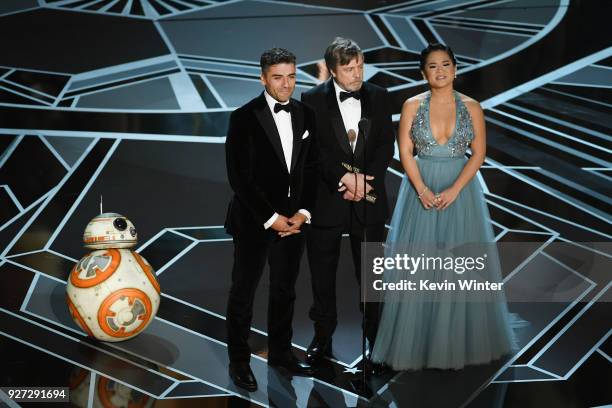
225, 92, 318, 239
301, 80, 394, 227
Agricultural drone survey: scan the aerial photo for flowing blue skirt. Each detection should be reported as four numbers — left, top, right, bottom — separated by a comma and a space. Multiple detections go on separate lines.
371, 156, 515, 370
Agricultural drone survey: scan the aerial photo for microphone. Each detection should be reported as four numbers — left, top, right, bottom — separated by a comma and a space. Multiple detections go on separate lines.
358, 118, 370, 139
358, 118, 376, 204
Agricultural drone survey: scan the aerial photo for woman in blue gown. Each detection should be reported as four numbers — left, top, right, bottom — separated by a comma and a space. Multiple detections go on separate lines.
371, 44, 516, 370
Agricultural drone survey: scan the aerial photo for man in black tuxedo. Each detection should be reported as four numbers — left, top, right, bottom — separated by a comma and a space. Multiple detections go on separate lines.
225, 48, 316, 392
301, 37, 394, 369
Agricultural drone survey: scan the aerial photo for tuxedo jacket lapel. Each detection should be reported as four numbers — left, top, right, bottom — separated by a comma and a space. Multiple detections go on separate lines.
290, 100, 303, 173
253, 93, 287, 172
325, 80, 352, 156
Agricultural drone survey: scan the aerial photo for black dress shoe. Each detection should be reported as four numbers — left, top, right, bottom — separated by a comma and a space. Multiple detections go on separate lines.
306, 337, 332, 365
229, 363, 258, 392
268, 353, 315, 376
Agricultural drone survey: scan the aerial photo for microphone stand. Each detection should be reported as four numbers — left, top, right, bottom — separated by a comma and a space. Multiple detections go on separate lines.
360, 117, 370, 397
349, 118, 374, 399
348, 129, 357, 200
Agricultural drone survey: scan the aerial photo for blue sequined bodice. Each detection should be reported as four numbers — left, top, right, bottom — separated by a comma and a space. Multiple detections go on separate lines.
411, 91, 473, 158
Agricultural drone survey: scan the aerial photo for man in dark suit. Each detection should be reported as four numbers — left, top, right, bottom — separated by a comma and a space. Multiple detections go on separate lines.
301, 37, 394, 369
225, 48, 316, 392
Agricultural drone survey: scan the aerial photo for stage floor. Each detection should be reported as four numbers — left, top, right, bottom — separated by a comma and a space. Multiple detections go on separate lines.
0, 0, 610, 407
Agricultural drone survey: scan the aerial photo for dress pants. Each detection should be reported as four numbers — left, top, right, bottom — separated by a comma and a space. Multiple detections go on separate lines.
306, 215, 385, 347
226, 233, 305, 364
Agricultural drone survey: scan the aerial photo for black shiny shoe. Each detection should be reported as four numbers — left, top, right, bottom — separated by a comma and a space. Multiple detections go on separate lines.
229, 362, 258, 392
268, 352, 315, 376
306, 336, 332, 365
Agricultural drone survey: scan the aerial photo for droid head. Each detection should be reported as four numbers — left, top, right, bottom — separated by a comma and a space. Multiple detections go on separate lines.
83, 213, 138, 249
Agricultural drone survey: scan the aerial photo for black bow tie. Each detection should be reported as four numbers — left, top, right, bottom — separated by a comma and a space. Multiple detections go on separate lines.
274, 103, 290, 113
339, 91, 361, 102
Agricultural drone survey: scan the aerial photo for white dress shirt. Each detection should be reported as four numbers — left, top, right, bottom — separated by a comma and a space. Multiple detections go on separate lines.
265, 91, 293, 172
262, 91, 311, 229
334, 80, 362, 152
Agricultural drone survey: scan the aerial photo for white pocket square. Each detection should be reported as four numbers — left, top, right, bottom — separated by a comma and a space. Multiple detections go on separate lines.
302, 130, 309, 139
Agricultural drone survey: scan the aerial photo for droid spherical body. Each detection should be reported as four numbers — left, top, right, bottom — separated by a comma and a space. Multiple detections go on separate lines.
66, 213, 160, 342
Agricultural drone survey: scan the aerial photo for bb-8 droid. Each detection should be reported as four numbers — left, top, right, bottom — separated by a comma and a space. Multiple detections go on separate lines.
66, 213, 160, 342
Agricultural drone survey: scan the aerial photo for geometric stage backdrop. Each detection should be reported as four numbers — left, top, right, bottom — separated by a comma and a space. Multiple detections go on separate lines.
0, 0, 610, 406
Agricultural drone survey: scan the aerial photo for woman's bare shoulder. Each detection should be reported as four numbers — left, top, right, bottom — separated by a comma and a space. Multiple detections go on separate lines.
457, 92, 483, 116
403, 91, 429, 111
457, 92, 481, 108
